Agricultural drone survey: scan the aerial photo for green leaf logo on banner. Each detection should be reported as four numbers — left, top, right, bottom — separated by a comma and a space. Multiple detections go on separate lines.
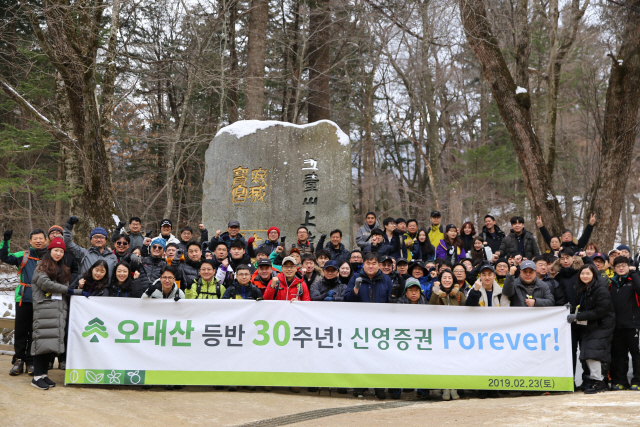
82, 317, 109, 342
85, 370, 104, 384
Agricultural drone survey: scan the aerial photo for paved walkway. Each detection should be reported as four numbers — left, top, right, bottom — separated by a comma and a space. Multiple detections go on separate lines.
1, 355, 639, 426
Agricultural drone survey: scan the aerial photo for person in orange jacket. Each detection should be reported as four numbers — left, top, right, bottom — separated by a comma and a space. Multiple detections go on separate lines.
262, 256, 311, 301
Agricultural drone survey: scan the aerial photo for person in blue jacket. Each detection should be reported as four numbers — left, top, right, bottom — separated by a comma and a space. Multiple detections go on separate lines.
345, 252, 393, 400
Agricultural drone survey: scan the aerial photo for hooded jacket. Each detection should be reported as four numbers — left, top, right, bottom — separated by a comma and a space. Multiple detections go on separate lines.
142, 279, 185, 299
250, 269, 277, 290
427, 224, 444, 249
498, 228, 540, 259
429, 285, 466, 306
502, 274, 554, 307
310, 277, 348, 301
609, 271, 640, 329
356, 220, 381, 249
316, 235, 351, 263
177, 258, 202, 290
344, 270, 393, 303
262, 272, 311, 301
435, 240, 467, 263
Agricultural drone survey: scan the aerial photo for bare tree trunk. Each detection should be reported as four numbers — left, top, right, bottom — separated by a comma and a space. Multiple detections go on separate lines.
307, 0, 331, 122
227, 0, 239, 123
459, 0, 564, 236
587, 1, 640, 249
245, 0, 269, 120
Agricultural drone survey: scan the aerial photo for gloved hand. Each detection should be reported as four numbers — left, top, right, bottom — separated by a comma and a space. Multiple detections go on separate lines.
117, 221, 125, 229
145, 285, 158, 296
184, 282, 193, 290
67, 215, 79, 225
567, 314, 577, 323
82, 291, 91, 298
355, 277, 363, 290
564, 303, 572, 310
174, 293, 181, 302
248, 237, 255, 246
326, 290, 336, 297
67, 288, 75, 296
320, 234, 327, 239
324, 296, 335, 301
3, 229, 13, 241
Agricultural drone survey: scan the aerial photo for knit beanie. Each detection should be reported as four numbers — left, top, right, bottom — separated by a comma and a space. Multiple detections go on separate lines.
267, 227, 281, 238
90, 227, 108, 239
48, 237, 66, 252
151, 238, 167, 249
48, 225, 64, 236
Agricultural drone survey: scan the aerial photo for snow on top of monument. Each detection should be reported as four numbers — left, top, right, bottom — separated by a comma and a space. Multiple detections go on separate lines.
216, 120, 350, 146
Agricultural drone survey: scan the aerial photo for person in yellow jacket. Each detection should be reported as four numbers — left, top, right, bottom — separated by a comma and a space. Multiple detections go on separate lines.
427, 211, 444, 249
184, 259, 229, 299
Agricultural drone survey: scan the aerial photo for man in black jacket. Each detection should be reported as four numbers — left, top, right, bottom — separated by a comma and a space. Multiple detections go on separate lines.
609, 257, 640, 390
478, 215, 505, 256
177, 241, 203, 290
497, 216, 540, 260
363, 228, 395, 257
316, 229, 350, 263
534, 255, 565, 306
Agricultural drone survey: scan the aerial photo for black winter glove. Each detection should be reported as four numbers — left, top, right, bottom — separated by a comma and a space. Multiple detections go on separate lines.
567, 314, 577, 323
145, 230, 153, 237
67, 216, 79, 228
117, 221, 126, 229
174, 292, 181, 302
320, 234, 327, 239
3, 229, 13, 241
145, 285, 157, 296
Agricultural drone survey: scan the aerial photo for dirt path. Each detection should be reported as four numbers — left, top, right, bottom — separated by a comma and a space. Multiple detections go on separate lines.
1, 355, 638, 426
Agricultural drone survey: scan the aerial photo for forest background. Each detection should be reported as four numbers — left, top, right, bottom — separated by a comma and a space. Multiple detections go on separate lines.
1, 0, 640, 252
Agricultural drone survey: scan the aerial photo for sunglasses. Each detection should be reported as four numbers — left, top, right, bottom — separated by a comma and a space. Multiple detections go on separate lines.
116, 242, 129, 246
152, 245, 164, 250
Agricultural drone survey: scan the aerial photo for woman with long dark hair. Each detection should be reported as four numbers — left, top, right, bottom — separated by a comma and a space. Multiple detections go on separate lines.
567, 263, 615, 394
74, 259, 110, 296
414, 229, 435, 261
435, 225, 467, 264
469, 236, 493, 265
109, 261, 135, 297
30, 238, 85, 390
460, 221, 476, 253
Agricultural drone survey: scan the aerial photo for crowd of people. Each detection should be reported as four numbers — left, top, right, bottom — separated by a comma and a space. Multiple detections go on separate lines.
1, 210, 639, 399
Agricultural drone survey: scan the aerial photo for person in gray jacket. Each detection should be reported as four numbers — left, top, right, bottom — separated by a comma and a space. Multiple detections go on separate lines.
310, 261, 347, 301
111, 216, 146, 248
141, 265, 185, 300
502, 260, 554, 307
63, 216, 118, 281
30, 238, 86, 390
356, 212, 380, 249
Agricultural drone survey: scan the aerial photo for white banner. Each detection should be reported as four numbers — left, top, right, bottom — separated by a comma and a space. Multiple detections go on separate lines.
65, 298, 573, 390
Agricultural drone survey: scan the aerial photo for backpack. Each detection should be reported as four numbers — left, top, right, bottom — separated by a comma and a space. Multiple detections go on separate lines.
17, 250, 40, 305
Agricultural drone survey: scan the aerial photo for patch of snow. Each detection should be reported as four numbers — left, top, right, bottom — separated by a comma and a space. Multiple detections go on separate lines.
283, 162, 288, 165
516, 86, 527, 94
216, 120, 350, 146
1, 293, 15, 319
23, 145, 30, 148
1, 81, 51, 123
112, 214, 121, 226
618, 60, 623, 65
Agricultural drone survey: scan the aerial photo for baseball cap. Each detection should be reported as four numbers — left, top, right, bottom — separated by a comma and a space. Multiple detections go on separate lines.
323, 260, 339, 270
228, 220, 240, 227
379, 255, 393, 264
478, 264, 495, 274
257, 258, 272, 267
520, 260, 536, 271
370, 228, 384, 236
591, 253, 606, 262
396, 257, 409, 265
160, 219, 172, 228
430, 211, 441, 218
282, 256, 297, 265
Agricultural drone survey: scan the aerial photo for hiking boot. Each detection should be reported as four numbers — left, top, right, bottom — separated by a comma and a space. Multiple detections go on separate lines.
612, 384, 628, 391
26, 365, 34, 375
630, 385, 640, 391
337, 388, 348, 394
58, 361, 66, 370
353, 388, 365, 398
584, 380, 607, 394
416, 389, 428, 399
289, 387, 301, 393
31, 378, 50, 390
390, 389, 401, 399
450, 389, 460, 400
307, 387, 318, 392
228, 386, 239, 391
263, 386, 273, 392
9, 359, 23, 376
487, 390, 499, 398
477, 390, 487, 399
42, 377, 56, 388
374, 388, 387, 400
442, 389, 451, 401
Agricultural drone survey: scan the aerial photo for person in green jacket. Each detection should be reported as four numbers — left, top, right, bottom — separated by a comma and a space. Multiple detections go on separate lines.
427, 211, 444, 249
185, 259, 228, 299
1, 228, 48, 376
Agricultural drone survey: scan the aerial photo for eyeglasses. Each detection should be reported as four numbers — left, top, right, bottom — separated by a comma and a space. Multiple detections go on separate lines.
92, 235, 106, 240
116, 242, 129, 246
160, 276, 174, 281
152, 245, 164, 250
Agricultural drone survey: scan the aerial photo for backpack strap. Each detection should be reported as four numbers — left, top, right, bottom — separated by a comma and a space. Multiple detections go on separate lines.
216, 281, 221, 299
17, 250, 39, 306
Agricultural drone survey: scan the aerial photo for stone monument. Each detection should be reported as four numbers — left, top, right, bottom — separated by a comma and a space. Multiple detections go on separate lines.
203, 120, 352, 249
